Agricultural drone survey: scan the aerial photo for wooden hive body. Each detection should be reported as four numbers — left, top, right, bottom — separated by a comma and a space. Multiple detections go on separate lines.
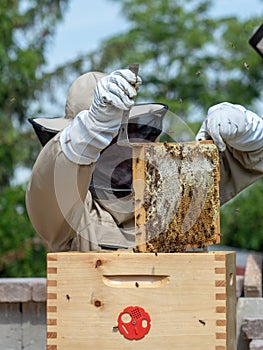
132, 141, 220, 252
46, 251, 236, 350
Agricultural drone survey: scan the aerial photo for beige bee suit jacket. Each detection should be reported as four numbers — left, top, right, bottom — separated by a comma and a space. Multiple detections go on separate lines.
26, 72, 263, 252
26, 131, 263, 252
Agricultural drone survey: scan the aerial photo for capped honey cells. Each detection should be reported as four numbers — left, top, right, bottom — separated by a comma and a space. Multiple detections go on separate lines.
133, 142, 220, 252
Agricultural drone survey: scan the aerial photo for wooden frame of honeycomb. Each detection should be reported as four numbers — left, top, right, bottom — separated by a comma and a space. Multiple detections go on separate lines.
132, 141, 220, 252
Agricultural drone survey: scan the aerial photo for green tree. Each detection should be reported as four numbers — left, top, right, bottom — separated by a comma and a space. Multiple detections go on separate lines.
0, 0, 72, 276
88, 0, 263, 118
1, 0, 263, 278
220, 178, 263, 251
84, 0, 263, 251
0, 184, 46, 276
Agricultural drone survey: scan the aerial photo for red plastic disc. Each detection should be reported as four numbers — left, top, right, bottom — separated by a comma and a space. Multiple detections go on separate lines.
117, 305, 151, 340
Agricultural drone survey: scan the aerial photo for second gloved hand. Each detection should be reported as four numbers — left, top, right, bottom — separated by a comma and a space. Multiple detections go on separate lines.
196, 102, 263, 152
60, 69, 142, 164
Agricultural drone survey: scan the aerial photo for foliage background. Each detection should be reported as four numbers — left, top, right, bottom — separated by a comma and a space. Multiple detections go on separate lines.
0, 0, 262, 276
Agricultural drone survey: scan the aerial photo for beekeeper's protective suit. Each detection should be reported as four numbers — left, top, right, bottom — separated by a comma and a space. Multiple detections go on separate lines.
26, 69, 263, 252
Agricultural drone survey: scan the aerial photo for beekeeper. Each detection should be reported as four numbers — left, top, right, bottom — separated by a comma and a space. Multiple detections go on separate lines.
26, 69, 263, 252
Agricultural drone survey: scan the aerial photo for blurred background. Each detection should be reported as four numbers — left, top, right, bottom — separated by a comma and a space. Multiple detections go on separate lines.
0, 0, 262, 277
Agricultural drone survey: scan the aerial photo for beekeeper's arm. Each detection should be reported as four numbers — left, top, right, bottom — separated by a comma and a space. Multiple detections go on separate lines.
60, 69, 141, 164
196, 102, 263, 204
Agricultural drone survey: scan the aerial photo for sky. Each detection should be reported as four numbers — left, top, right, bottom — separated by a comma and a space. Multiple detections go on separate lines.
15, 0, 263, 183
47, 0, 263, 70
46, 0, 128, 69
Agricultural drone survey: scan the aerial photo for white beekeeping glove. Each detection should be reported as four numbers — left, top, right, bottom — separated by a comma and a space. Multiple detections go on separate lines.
196, 102, 263, 152
60, 69, 142, 164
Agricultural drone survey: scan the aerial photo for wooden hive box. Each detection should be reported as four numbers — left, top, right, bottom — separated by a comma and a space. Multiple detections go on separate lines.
132, 141, 220, 252
47, 251, 236, 350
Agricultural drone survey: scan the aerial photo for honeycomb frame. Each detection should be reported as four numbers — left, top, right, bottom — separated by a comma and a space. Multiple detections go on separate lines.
132, 141, 220, 252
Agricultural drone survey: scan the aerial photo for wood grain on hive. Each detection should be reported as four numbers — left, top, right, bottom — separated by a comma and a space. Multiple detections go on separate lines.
132, 141, 220, 252
46, 251, 236, 350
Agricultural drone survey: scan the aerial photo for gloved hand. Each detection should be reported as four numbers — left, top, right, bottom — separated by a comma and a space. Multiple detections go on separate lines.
196, 102, 263, 152
92, 69, 142, 112
60, 69, 142, 164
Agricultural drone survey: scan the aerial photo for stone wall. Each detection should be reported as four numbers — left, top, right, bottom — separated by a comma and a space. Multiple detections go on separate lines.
0, 278, 46, 350
237, 254, 263, 350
